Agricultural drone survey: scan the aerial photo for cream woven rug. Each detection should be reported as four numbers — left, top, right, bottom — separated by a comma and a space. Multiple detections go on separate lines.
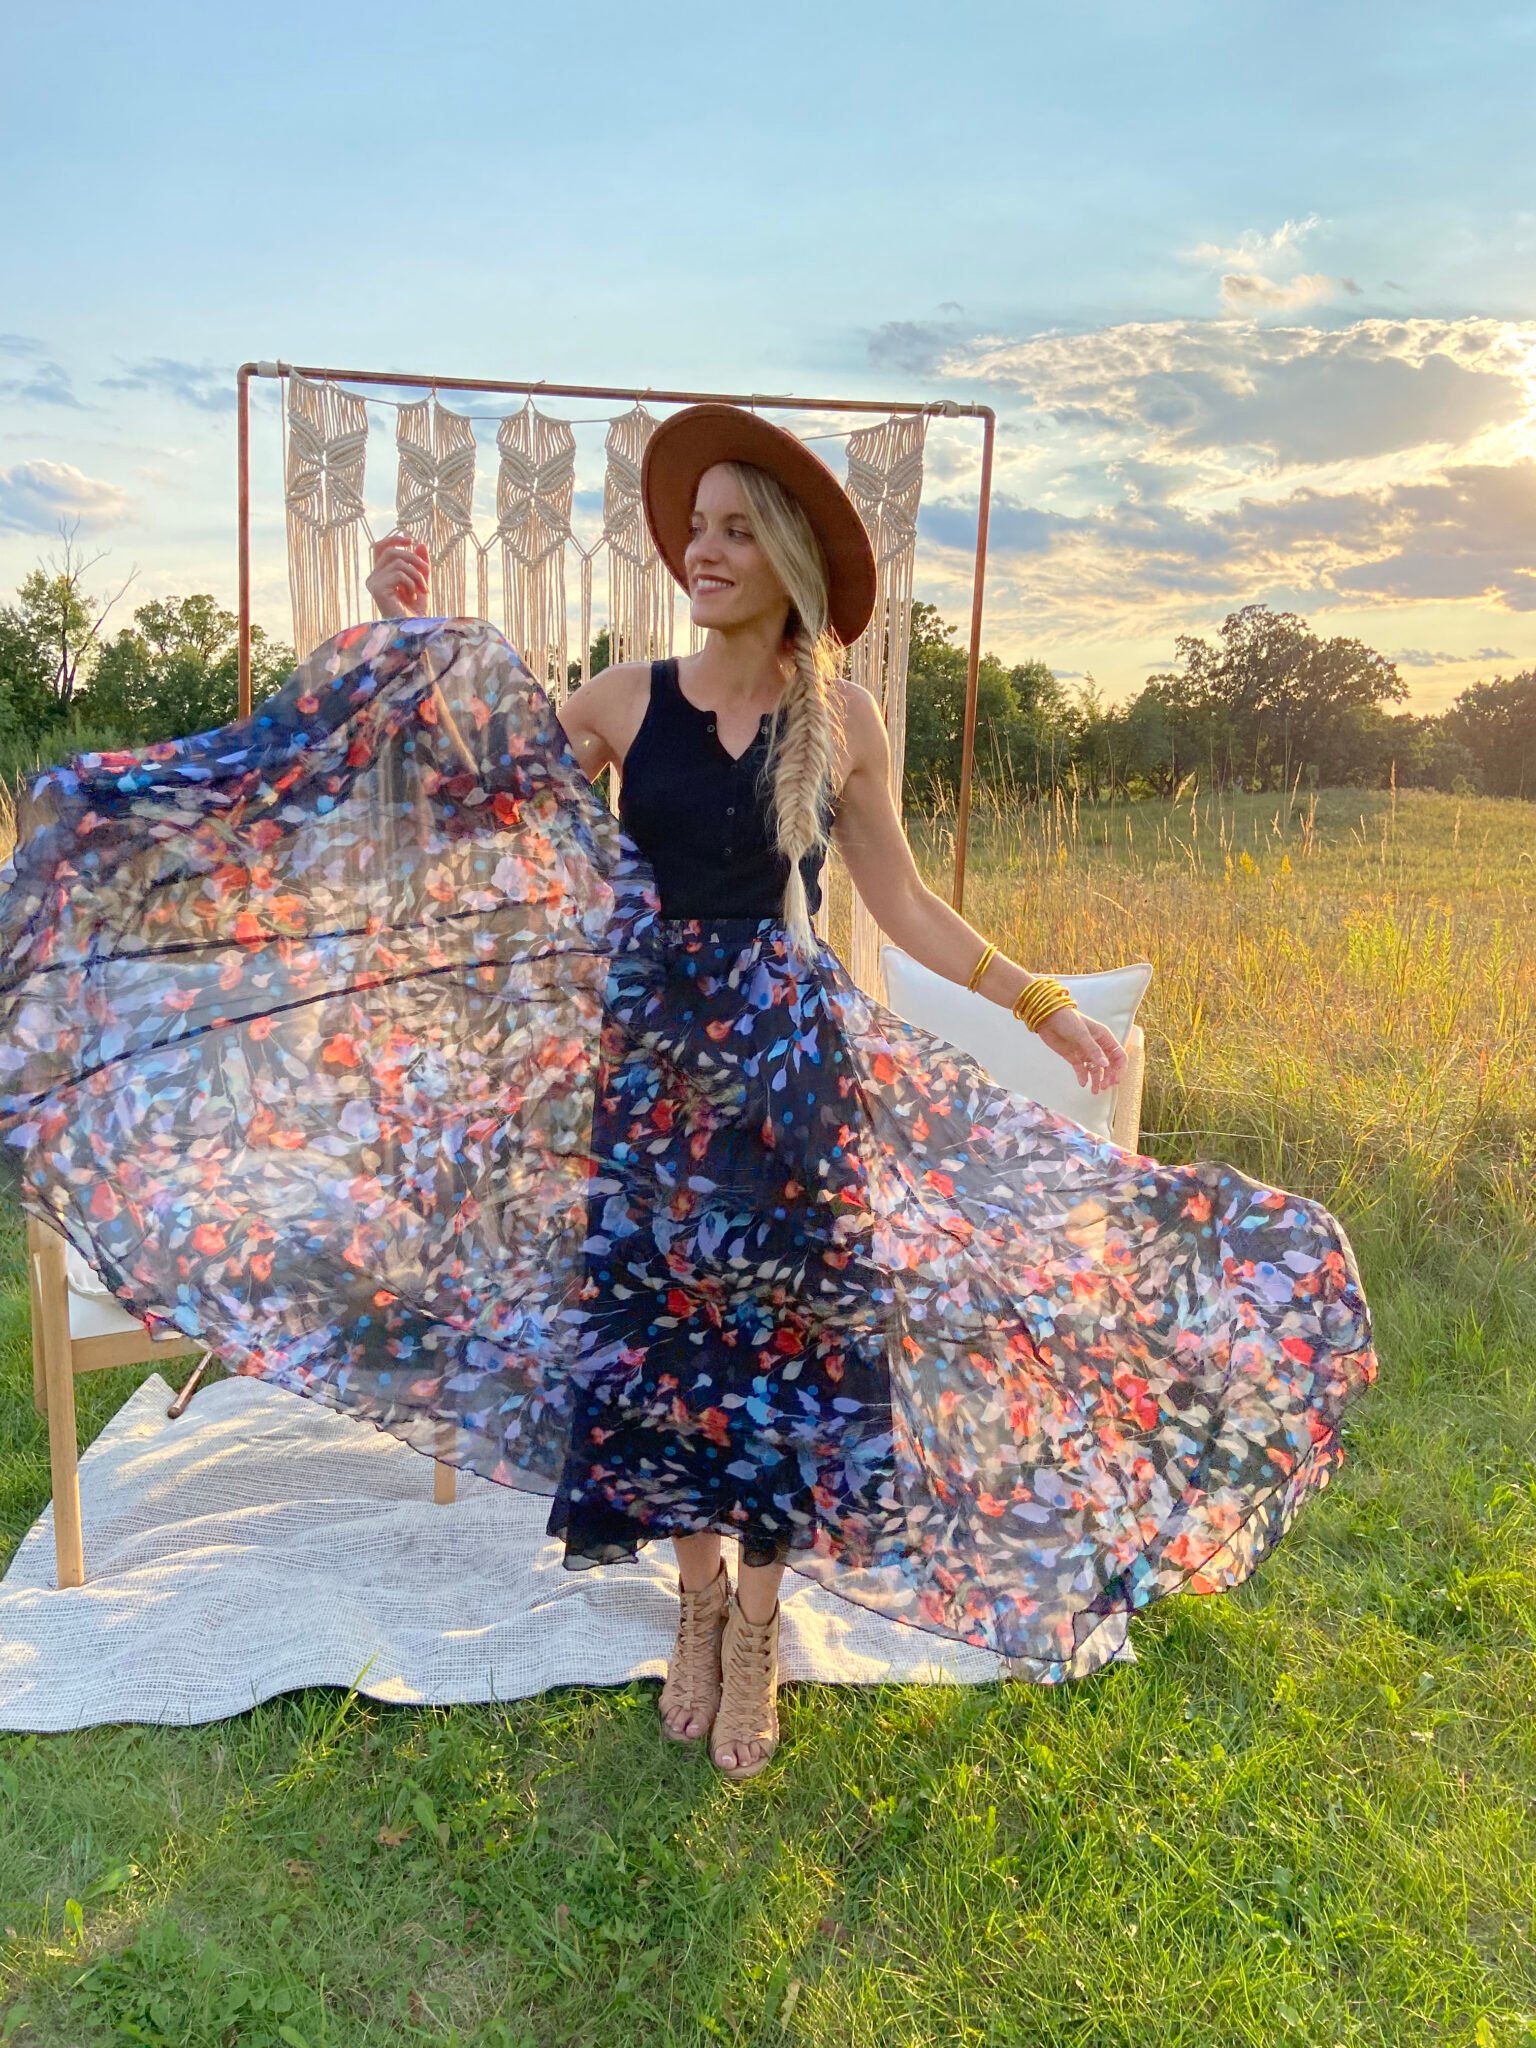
0, 1371, 1045, 1731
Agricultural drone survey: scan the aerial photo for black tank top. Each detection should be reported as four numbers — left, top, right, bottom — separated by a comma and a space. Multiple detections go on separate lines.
618, 656, 837, 919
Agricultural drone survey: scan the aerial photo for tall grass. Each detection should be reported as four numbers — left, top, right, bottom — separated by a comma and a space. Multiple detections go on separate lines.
826, 780, 1535, 1260
0, 725, 140, 876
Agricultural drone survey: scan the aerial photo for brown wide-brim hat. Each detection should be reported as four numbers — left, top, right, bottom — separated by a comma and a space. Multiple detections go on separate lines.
641, 402, 878, 645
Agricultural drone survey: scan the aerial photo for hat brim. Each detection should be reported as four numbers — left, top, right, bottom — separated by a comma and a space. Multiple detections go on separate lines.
641, 403, 878, 646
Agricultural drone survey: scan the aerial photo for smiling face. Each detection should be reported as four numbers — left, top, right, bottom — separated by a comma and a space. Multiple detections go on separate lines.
684, 463, 793, 634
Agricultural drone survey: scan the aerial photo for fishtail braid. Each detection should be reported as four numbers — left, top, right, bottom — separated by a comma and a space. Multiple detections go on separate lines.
759, 612, 845, 961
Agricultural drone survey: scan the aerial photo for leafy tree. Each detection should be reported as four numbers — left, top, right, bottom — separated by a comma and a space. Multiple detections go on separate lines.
1379, 711, 1482, 793
79, 595, 294, 743
901, 602, 1073, 807
0, 530, 135, 740
0, 603, 57, 745
1141, 604, 1406, 792
1443, 670, 1536, 800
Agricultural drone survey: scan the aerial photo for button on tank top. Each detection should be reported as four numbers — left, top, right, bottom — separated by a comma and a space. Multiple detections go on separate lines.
618, 657, 838, 920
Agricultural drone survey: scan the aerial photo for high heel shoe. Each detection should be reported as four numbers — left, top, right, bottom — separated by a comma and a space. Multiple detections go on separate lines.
710, 1590, 780, 1780
659, 1557, 731, 1743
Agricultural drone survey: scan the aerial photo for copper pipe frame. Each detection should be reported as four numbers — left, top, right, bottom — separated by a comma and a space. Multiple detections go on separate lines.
236, 361, 995, 910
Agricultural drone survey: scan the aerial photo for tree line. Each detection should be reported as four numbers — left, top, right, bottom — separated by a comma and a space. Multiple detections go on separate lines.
899, 600, 1535, 806
1, 545, 1532, 805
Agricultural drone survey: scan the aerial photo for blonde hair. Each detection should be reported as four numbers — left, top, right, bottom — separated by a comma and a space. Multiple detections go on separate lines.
720, 460, 848, 961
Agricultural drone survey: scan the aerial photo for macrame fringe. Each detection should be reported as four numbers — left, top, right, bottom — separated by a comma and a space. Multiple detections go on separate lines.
498, 401, 575, 701
283, 373, 370, 657
396, 397, 476, 621
835, 412, 927, 1005
604, 406, 673, 667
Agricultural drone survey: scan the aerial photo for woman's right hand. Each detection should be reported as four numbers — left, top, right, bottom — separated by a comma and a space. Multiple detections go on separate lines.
366, 531, 431, 619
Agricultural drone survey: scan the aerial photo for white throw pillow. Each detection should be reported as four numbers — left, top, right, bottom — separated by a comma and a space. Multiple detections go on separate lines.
879, 945, 1153, 1142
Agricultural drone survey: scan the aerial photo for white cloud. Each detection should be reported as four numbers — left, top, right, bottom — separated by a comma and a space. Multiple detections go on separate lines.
1185, 214, 1324, 272
0, 460, 132, 535
1182, 213, 1356, 316
940, 315, 1531, 470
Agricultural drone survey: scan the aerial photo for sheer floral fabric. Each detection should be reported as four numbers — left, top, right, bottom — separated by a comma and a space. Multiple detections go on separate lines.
0, 619, 1377, 1680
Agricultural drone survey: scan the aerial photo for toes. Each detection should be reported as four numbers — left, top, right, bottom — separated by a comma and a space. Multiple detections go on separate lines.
713, 1739, 766, 1772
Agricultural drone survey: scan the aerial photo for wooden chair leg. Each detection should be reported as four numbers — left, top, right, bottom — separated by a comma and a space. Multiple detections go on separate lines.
31, 1241, 85, 1589
434, 1421, 457, 1503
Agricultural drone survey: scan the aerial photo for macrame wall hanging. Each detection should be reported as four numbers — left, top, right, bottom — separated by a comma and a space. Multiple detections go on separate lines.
282, 375, 370, 662
278, 374, 929, 1000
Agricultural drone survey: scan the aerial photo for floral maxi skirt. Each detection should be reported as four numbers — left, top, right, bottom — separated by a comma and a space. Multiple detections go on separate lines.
0, 619, 1378, 1680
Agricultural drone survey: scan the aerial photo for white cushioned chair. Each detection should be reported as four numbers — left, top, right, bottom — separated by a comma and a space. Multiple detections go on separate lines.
879, 947, 1152, 1151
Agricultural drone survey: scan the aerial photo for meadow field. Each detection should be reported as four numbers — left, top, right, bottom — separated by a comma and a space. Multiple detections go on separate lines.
1, 782, 1533, 2048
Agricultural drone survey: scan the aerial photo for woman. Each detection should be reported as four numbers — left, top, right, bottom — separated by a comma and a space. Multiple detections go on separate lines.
0, 405, 1376, 1783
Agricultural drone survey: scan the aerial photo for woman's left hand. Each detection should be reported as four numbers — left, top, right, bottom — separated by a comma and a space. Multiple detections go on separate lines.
1035, 1007, 1127, 1095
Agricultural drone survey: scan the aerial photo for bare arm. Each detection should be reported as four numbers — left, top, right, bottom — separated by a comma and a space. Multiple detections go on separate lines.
831, 686, 1126, 1094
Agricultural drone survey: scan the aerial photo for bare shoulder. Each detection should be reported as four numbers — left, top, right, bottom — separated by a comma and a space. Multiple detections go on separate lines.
831, 674, 890, 777
564, 657, 651, 713
557, 659, 653, 779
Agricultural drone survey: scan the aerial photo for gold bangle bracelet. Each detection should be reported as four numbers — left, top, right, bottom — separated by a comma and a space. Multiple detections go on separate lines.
1020, 983, 1076, 1025
1017, 991, 1077, 1034
1011, 977, 1078, 1031
966, 940, 998, 993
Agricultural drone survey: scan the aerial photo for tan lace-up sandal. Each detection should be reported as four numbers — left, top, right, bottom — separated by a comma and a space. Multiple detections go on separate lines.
659, 1558, 732, 1743
710, 1591, 781, 1780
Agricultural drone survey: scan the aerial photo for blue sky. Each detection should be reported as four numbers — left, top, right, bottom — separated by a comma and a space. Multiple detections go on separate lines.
4, 1, 1534, 710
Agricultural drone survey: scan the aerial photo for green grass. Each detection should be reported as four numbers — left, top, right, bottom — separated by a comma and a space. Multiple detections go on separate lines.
3, 785, 1535, 2047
